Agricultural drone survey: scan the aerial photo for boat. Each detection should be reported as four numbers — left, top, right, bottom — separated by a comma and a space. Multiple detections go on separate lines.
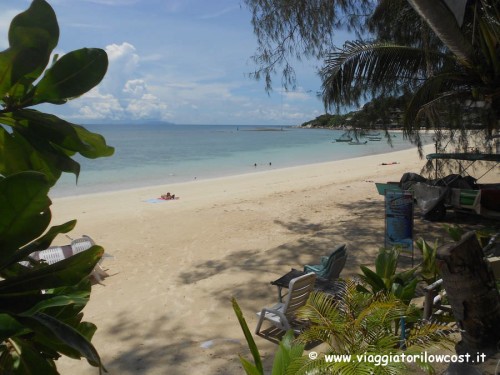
335, 132, 353, 142
348, 141, 368, 145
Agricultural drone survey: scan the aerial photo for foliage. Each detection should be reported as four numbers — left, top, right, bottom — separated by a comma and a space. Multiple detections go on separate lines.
415, 238, 440, 284
320, 0, 499, 151
232, 298, 305, 375
300, 113, 350, 128
357, 247, 419, 305
289, 282, 456, 375
0, 0, 113, 373
245, 0, 499, 155
243, 0, 374, 91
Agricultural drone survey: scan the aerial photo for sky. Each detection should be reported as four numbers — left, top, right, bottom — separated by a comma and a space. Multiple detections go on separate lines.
1, 0, 349, 126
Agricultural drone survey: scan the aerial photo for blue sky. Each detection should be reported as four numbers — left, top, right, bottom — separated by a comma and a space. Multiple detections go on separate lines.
2, 0, 348, 125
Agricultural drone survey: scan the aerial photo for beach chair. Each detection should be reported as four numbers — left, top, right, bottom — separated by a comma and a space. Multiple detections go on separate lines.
23, 235, 110, 283
303, 244, 347, 280
255, 272, 316, 340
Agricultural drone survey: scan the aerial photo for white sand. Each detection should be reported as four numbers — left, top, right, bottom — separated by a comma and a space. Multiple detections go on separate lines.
52, 144, 495, 374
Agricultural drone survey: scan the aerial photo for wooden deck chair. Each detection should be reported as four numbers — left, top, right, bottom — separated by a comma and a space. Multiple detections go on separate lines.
303, 244, 347, 280
255, 272, 316, 340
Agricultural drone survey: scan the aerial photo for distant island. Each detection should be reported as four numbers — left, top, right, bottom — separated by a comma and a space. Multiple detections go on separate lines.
300, 96, 406, 130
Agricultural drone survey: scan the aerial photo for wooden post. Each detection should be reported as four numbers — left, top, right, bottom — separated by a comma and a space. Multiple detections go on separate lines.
437, 231, 500, 358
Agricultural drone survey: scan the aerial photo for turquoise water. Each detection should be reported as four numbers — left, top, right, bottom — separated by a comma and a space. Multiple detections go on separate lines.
52, 124, 428, 197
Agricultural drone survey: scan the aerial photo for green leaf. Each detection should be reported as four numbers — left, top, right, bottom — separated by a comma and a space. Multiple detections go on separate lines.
0, 246, 104, 294
26, 312, 104, 369
398, 278, 418, 304
9, 337, 58, 375
374, 248, 399, 281
239, 356, 263, 375
272, 330, 304, 375
1, 220, 76, 270
444, 224, 463, 241
0, 314, 27, 341
31, 48, 108, 105
232, 297, 263, 375
12, 109, 114, 159
0, 172, 51, 260
359, 266, 386, 293
0, 0, 59, 102
20, 295, 90, 317
0, 110, 114, 184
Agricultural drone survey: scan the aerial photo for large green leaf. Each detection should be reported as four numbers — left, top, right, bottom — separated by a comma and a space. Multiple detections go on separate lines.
0, 126, 66, 188
13, 109, 114, 159
8, 337, 58, 375
232, 297, 264, 375
28, 313, 104, 369
359, 266, 386, 293
0, 172, 51, 260
374, 248, 399, 282
31, 48, 108, 105
0, 127, 34, 176
272, 330, 304, 375
2, 220, 77, 270
0, 314, 27, 341
0, 0, 59, 102
0, 246, 103, 295
0, 111, 114, 184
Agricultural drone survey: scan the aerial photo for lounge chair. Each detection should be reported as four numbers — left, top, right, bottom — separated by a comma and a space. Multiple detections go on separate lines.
22, 235, 110, 283
255, 272, 316, 338
303, 244, 347, 280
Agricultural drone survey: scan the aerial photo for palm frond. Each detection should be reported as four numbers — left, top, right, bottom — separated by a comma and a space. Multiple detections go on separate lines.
404, 71, 479, 131
407, 0, 474, 65
404, 320, 457, 349
320, 41, 447, 111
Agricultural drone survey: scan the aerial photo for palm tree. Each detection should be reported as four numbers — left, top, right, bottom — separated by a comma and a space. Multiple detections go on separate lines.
320, 0, 499, 153
287, 281, 455, 375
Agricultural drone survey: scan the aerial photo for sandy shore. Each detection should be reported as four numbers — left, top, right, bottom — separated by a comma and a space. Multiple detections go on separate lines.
52, 144, 496, 374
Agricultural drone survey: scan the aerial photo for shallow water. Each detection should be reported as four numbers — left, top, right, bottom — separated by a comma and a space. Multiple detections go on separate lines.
52, 124, 429, 197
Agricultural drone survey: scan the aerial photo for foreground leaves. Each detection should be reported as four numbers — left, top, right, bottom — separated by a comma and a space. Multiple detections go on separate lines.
0, 1, 112, 373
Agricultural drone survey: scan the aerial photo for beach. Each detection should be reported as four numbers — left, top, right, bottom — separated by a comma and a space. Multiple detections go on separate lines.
53, 144, 496, 375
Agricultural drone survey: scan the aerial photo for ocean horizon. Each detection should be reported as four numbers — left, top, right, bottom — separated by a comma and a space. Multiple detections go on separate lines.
51, 124, 432, 198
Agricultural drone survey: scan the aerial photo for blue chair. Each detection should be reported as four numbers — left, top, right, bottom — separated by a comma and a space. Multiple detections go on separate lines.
303, 244, 347, 280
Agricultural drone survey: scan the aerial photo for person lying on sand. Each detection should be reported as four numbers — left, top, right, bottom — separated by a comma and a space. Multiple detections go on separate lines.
160, 192, 176, 200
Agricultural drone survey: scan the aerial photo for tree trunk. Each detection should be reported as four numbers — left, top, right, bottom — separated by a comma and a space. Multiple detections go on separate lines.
437, 231, 500, 358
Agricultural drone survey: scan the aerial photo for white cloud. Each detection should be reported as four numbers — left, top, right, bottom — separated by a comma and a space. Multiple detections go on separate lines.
105, 42, 139, 71
284, 90, 313, 101
73, 88, 124, 120
123, 79, 147, 96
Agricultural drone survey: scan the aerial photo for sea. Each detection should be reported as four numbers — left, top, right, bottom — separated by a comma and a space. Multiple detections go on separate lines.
51, 124, 432, 198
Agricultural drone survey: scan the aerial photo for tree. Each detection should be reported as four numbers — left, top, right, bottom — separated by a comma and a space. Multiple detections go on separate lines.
244, 0, 499, 153
243, 0, 374, 92
320, 0, 499, 151
0, 1, 113, 373
289, 282, 455, 375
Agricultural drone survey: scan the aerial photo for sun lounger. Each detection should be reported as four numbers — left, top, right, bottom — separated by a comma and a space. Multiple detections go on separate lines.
21, 235, 111, 283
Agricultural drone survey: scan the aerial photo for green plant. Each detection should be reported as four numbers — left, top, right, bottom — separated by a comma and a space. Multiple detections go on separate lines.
289, 281, 456, 375
0, 1, 113, 373
358, 247, 419, 304
232, 298, 305, 375
415, 238, 440, 284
